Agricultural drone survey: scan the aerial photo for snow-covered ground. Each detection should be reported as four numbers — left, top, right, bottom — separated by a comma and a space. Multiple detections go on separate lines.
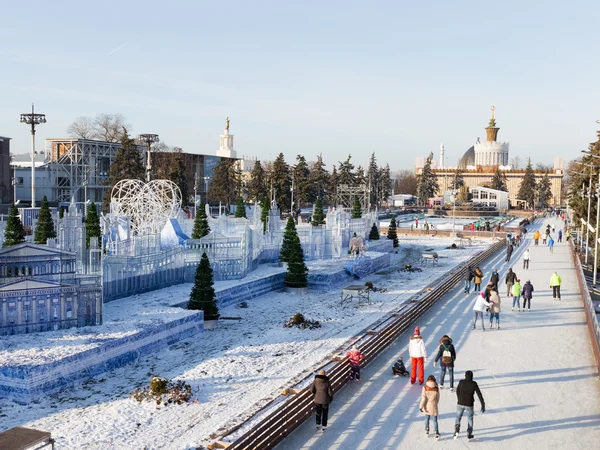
381, 217, 503, 230
0, 237, 492, 449
282, 217, 600, 449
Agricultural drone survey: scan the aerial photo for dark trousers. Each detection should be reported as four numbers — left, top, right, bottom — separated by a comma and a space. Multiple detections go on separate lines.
474, 283, 481, 292
523, 298, 531, 309
523, 259, 529, 269
552, 285, 561, 299
506, 253, 512, 262
349, 364, 361, 380
535, 239, 539, 245
316, 404, 329, 426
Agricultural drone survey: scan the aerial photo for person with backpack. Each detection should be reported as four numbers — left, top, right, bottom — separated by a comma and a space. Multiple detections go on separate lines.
472, 288, 492, 331
464, 265, 475, 294
522, 280, 534, 310
420, 375, 441, 440
409, 326, 427, 385
346, 345, 365, 382
311, 369, 333, 430
505, 268, 517, 297
523, 249, 530, 270
550, 272, 562, 300
548, 236, 555, 253
454, 370, 485, 440
473, 267, 484, 293
433, 334, 457, 390
512, 279, 522, 311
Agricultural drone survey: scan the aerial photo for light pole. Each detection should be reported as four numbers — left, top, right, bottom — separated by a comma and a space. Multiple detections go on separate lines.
19, 104, 46, 207
138, 134, 159, 182
582, 150, 600, 281
575, 162, 595, 264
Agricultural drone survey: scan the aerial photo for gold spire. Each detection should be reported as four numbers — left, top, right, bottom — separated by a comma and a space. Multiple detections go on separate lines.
491, 105, 495, 121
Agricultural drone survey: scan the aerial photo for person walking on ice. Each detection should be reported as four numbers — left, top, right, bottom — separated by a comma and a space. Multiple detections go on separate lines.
523, 248, 530, 269
550, 272, 562, 300
522, 279, 534, 310
409, 326, 427, 385
433, 334, 456, 390
512, 279, 522, 311
420, 375, 441, 440
464, 265, 475, 294
346, 345, 365, 382
505, 268, 517, 297
454, 370, 485, 440
473, 266, 484, 292
489, 285, 501, 329
473, 288, 492, 331
505, 244, 513, 262
558, 229, 563, 243
311, 369, 333, 430
548, 235, 555, 253
534, 230, 541, 245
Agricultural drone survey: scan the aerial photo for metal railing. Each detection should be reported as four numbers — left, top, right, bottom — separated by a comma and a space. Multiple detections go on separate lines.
208, 239, 506, 450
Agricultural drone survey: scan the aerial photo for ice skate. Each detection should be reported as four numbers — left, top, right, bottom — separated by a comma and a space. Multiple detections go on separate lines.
322, 426, 327, 431
425, 428, 429, 435
435, 432, 440, 440
454, 425, 459, 440
316, 424, 321, 430
468, 433, 475, 440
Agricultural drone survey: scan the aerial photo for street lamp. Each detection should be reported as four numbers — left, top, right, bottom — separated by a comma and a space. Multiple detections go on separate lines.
19, 103, 46, 207
575, 161, 596, 265
138, 134, 160, 182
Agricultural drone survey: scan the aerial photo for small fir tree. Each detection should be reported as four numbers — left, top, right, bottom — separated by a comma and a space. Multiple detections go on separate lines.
192, 205, 211, 239
351, 197, 362, 219
279, 216, 297, 263
491, 167, 508, 192
369, 223, 380, 240
234, 198, 247, 218
34, 196, 57, 244
85, 202, 102, 248
3, 203, 25, 247
260, 197, 270, 233
387, 217, 399, 248
416, 152, 439, 206
537, 171, 553, 208
284, 232, 308, 288
311, 197, 325, 226
451, 168, 465, 190
188, 252, 220, 320
59, 206, 65, 219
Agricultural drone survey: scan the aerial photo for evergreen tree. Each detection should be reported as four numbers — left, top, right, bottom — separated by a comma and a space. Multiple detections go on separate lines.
517, 159, 537, 209
167, 153, 189, 205
451, 167, 465, 190
3, 203, 25, 247
234, 198, 247, 218
338, 154, 357, 186
293, 155, 311, 207
367, 153, 379, 207
59, 206, 65, 219
537, 171, 553, 208
327, 165, 339, 206
377, 164, 392, 207
284, 230, 308, 288
259, 197, 270, 233
279, 216, 298, 263
104, 129, 145, 209
247, 160, 267, 203
34, 196, 56, 244
351, 197, 362, 219
188, 252, 220, 320
85, 202, 101, 248
207, 158, 240, 210
308, 154, 329, 203
369, 223, 380, 240
491, 167, 508, 192
356, 165, 366, 188
387, 216, 398, 248
272, 153, 291, 212
416, 152, 439, 206
311, 197, 325, 226
192, 205, 211, 239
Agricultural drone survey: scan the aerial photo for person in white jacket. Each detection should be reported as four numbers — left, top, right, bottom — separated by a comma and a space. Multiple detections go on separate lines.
409, 326, 427, 385
523, 249, 530, 270
472, 287, 492, 331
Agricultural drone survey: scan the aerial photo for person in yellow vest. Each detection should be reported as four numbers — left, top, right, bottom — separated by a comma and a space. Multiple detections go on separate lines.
550, 272, 562, 301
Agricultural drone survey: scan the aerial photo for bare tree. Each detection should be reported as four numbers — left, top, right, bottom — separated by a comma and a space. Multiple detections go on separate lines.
536, 162, 553, 171
67, 113, 131, 142
394, 169, 418, 195
67, 116, 95, 139
510, 156, 521, 169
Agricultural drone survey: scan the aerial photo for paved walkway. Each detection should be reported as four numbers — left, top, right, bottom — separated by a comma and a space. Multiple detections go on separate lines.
281, 217, 600, 449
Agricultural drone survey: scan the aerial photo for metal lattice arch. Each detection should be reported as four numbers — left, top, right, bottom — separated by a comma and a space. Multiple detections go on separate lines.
336, 184, 369, 210
110, 179, 182, 234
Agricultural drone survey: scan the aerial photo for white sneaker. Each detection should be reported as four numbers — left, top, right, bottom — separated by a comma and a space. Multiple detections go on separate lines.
322, 426, 327, 431
316, 425, 321, 430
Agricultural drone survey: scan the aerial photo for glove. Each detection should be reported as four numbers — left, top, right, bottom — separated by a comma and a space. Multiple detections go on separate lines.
433, 362, 437, 367
419, 408, 424, 413
481, 406, 486, 413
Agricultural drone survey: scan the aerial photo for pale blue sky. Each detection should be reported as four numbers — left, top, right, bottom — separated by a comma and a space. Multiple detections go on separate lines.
1, 0, 599, 170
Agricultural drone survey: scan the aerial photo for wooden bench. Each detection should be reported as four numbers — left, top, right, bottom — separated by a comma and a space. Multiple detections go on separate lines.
341, 285, 371, 306
421, 252, 438, 266
0, 427, 55, 450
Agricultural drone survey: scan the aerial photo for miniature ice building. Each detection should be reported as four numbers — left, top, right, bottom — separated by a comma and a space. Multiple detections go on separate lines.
0, 243, 102, 335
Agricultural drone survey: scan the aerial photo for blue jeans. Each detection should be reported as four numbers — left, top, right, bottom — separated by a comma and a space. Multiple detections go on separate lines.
512, 295, 521, 308
464, 280, 472, 292
489, 312, 500, 325
473, 311, 485, 329
424, 414, 439, 433
440, 366, 454, 388
455, 405, 474, 433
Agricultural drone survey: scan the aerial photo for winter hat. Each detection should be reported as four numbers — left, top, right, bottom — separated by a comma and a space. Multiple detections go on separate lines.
414, 326, 420, 336
319, 369, 326, 375
517, 279, 521, 282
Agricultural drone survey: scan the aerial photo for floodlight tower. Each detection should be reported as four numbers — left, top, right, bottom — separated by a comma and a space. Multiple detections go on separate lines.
139, 134, 160, 182
19, 103, 46, 207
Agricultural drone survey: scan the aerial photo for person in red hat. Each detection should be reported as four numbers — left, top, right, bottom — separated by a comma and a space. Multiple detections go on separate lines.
409, 326, 427, 384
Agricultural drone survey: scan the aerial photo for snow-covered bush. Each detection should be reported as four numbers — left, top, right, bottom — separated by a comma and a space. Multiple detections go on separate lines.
284, 313, 321, 329
131, 376, 194, 406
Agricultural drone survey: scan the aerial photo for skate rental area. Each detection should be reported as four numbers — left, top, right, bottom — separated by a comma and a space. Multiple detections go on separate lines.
281, 216, 600, 449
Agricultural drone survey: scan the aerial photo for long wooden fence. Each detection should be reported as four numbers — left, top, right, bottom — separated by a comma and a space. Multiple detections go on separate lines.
208, 239, 506, 450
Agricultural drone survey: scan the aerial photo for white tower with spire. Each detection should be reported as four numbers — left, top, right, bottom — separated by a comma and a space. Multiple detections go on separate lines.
440, 143, 445, 169
216, 117, 237, 159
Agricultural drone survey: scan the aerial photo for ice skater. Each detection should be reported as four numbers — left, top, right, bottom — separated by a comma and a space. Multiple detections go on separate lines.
472, 289, 492, 331
550, 272, 562, 300
409, 326, 427, 385
489, 286, 501, 329
420, 375, 441, 440
522, 279, 534, 310
311, 369, 333, 430
548, 235, 554, 253
346, 345, 365, 382
464, 265, 475, 294
473, 267, 484, 292
433, 334, 456, 390
505, 268, 517, 297
454, 370, 485, 440
512, 279, 522, 311
522, 249, 530, 269
505, 244, 513, 262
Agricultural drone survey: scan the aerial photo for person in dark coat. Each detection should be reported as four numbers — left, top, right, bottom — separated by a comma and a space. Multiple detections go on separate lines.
505, 244, 513, 262
464, 265, 475, 294
489, 269, 500, 291
311, 369, 334, 430
433, 334, 457, 390
521, 280, 534, 310
505, 268, 517, 297
454, 370, 485, 440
